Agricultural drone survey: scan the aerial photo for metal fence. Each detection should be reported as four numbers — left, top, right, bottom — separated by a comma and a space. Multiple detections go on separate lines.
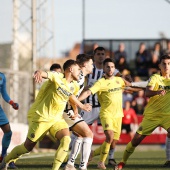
0, 69, 32, 124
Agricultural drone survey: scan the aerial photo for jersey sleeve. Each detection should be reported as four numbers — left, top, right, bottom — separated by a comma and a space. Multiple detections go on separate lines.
147, 74, 157, 87
47, 71, 63, 82
1, 73, 11, 103
89, 79, 102, 95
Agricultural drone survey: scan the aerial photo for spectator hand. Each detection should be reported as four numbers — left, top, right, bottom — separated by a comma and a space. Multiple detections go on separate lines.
9, 100, 19, 110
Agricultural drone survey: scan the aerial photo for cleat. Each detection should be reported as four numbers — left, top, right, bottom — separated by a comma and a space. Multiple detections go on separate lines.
64, 163, 77, 170
97, 161, 106, 169
108, 159, 117, 166
163, 160, 170, 167
0, 157, 8, 170
8, 162, 18, 169
114, 162, 125, 170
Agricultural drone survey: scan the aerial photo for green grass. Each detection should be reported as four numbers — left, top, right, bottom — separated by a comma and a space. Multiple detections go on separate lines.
13, 149, 167, 170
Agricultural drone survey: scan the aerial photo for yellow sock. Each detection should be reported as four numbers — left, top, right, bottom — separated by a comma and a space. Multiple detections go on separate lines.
93, 145, 102, 157
100, 141, 110, 162
122, 142, 136, 164
5, 143, 29, 163
52, 136, 71, 170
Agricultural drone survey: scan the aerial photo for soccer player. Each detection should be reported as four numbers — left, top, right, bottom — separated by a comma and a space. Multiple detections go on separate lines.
78, 58, 139, 169
79, 47, 121, 167
0, 72, 19, 169
115, 54, 170, 170
0, 59, 92, 170
63, 54, 94, 170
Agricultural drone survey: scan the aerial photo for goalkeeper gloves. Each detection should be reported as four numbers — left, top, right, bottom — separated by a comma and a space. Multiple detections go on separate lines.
9, 100, 19, 110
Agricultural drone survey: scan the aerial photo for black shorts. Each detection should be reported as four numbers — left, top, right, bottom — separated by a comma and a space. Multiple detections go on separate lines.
121, 124, 131, 133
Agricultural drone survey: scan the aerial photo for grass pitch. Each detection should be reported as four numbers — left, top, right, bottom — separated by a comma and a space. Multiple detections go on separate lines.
13, 148, 167, 170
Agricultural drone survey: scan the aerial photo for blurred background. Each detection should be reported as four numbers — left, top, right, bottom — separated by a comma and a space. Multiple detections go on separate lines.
0, 0, 170, 149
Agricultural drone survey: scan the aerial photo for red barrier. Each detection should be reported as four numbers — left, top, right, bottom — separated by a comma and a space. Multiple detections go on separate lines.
89, 115, 167, 144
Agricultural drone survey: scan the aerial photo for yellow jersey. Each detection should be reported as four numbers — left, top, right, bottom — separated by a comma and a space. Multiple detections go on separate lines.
144, 73, 170, 118
28, 71, 79, 122
89, 76, 125, 118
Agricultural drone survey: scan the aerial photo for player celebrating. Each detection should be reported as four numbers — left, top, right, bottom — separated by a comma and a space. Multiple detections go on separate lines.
0, 72, 19, 169
0, 60, 91, 170
115, 54, 170, 170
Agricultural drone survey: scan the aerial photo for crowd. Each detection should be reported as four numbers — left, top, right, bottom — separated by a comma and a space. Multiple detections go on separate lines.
0, 43, 170, 170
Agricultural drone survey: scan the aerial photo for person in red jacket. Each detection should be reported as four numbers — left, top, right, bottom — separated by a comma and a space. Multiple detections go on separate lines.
122, 100, 138, 139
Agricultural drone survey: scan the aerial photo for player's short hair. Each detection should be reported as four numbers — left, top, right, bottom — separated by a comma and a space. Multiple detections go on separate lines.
159, 54, 170, 63
103, 58, 115, 66
50, 63, 61, 71
76, 54, 92, 67
63, 59, 78, 71
93, 46, 105, 55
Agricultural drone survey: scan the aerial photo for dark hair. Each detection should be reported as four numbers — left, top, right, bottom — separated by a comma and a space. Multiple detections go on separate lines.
103, 58, 114, 66
93, 46, 105, 55
76, 54, 92, 67
63, 59, 78, 71
50, 63, 61, 71
159, 54, 170, 63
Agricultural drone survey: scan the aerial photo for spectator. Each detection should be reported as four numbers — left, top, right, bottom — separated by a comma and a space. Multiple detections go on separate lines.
122, 101, 138, 140
151, 42, 163, 59
132, 90, 149, 115
148, 53, 160, 76
135, 42, 150, 77
114, 43, 127, 63
115, 55, 130, 76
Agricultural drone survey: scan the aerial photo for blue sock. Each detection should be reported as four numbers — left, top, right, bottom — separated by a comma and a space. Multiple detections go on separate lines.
1, 131, 12, 157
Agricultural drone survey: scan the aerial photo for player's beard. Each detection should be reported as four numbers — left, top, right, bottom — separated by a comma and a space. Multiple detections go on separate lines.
105, 72, 113, 78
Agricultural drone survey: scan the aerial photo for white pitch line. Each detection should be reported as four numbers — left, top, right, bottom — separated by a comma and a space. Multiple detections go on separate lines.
20, 153, 55, 159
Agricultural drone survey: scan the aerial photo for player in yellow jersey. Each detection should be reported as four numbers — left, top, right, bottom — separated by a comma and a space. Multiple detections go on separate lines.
78, 58, 139, 169
0, 59, 92, 170
115, 54, 170, 170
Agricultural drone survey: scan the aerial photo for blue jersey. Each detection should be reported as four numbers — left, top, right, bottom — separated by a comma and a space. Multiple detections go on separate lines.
0, 72, 11, 125
0, 72, 11, 103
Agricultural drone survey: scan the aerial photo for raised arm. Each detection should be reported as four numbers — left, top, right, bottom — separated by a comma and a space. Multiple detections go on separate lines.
33, 70, 48, 83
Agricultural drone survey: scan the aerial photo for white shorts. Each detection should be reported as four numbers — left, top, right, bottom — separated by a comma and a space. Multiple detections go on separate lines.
63, 110, 84, 128
80, 107, 100, 125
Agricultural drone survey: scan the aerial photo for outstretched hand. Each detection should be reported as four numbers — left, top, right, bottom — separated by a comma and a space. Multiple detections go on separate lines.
83, 103, 92, 112
33, 70, 43, 83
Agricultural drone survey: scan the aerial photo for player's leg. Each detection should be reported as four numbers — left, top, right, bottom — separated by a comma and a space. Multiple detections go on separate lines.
0, 120, 51, 169
115, 117, 158, 170
50, 120, 71, 170
108, 139, 118, 166
0, 108, 12, 161
164, 135, 170, 167
161, 117, 170, 167
68, 121, 93, 170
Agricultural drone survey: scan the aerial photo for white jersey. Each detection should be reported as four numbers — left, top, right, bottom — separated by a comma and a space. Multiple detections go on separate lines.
63, 71, 85, 127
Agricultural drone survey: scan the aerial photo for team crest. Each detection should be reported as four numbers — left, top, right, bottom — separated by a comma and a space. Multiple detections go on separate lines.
0, 77, 2, 80
116, 81, 119, 84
